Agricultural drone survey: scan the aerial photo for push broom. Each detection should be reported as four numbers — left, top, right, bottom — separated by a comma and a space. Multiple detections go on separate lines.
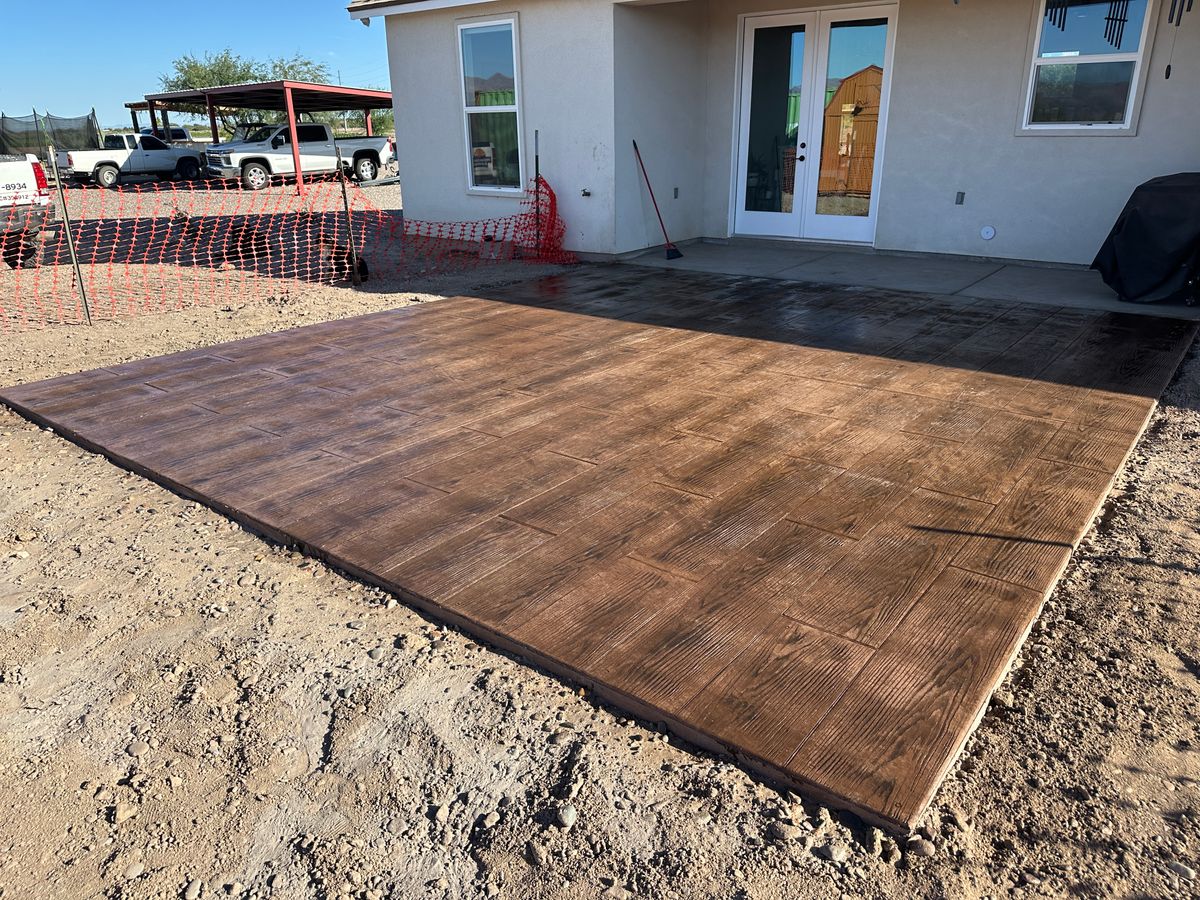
632, 139, 683, 260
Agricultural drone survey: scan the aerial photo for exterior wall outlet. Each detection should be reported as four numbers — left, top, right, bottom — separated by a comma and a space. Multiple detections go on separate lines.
955, 191, 965, 205
673, 187, 679, 199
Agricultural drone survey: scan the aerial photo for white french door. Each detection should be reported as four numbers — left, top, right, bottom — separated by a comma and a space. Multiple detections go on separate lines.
734, 5, 897, 244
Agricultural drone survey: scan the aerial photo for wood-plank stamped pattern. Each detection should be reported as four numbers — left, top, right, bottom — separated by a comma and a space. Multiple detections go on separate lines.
2, 267, 1193, 832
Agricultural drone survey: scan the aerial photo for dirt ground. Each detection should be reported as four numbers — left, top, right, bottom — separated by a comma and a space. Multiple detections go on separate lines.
0, 181, 406, 331
1, 269, 1198, 900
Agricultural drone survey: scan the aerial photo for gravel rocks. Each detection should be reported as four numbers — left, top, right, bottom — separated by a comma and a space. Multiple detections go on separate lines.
112, 801, 138, 824
767, 821, 804, 843
125, 739, 149, 757
1168, 860, 1196, 881
183, 878, 204, 900
906, 837, 936, 858
814, 843, 849, 863
526, 841, 547, 866
992, 694, 1017, 718
881, 838, 902, 865
554, 802, 578, 829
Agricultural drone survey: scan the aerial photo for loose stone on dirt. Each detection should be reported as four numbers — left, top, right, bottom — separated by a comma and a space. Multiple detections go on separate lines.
1168, 860, 1196, 881
526, 841, 547, 867
906, 837, 937, 858
554, 802, 578, 829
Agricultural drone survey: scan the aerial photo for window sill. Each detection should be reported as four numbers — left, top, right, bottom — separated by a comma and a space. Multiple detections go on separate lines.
1015, 123, 1140, 138
466, 187, 525, 197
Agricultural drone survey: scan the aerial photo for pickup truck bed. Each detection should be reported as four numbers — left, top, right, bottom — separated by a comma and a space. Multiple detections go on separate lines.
1, 154, 54, 268
57, 134, 204, 187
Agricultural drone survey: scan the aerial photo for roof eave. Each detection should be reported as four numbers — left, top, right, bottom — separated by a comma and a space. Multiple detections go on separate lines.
348, 0, 499, 20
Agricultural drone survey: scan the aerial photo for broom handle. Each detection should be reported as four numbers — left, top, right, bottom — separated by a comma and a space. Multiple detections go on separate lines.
534, 129, 541, 254
632, 140, 672, 246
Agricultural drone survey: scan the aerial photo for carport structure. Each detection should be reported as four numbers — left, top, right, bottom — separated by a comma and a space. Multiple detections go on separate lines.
126, 81, 392, 194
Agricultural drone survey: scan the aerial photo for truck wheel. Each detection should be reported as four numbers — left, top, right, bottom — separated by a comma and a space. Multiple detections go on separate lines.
177, 158, 201, 181
1, 230, 37, 269
354, 156, 378, 182
96, 165, 120, 188
1, 231, 25, 269
241, 163, 269, 191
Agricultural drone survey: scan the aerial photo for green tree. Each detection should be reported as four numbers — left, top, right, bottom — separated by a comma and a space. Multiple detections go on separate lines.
266, 53, 330, 84
159, 50, 264, 134
158, 50, 335, 136
160, 49, 263, 92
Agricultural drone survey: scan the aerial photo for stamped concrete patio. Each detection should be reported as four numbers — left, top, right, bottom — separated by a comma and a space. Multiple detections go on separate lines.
625, 239, 1200, 321
2, 266, 1194, 830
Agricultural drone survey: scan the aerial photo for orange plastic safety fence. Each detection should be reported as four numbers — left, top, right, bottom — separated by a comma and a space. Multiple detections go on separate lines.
1, 173, 574, 332
398, 176, 575, 269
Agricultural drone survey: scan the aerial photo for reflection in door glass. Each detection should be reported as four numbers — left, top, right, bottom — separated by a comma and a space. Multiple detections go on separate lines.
744, 26, 805, 214
815, 19, 887, 218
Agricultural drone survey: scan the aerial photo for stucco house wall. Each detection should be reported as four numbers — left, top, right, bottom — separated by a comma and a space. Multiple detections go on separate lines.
372, 0, 1199, 265
384, 0, 619, 253
613, 1, 709, 255
875, 0, 1199, 264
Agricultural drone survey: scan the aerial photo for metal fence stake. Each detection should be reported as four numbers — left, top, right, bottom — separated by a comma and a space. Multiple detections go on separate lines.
534, 129, 541, 258
47, 145, 92, 325
334, 146, 363, 288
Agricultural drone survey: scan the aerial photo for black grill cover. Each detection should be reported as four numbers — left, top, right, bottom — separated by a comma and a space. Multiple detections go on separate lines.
1092, 173, 1200, 304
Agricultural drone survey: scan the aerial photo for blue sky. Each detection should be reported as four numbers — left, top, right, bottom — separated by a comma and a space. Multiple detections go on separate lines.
786, 18, 889, 90
2, 0, 389, 127
827, 19, 888, 81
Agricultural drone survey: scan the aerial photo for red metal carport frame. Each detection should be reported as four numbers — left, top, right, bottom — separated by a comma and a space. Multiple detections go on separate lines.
135, 81, 392, 194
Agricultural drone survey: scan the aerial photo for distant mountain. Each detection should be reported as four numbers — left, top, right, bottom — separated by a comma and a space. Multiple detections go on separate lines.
466, 72, 515, 96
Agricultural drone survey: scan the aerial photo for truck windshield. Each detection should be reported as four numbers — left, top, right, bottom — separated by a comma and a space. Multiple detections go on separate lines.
244, 126, 277, 143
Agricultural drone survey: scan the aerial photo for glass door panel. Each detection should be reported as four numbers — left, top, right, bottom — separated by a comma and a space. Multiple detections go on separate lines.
735, 13, 816, 236
745, 27, 804, 214
802, 11, 894, 243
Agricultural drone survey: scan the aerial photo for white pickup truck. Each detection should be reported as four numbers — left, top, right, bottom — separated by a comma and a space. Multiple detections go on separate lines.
56, 134, 204, 187
203, 123, 394, 190
140, 125, 202, 145
0, 154, 54, 268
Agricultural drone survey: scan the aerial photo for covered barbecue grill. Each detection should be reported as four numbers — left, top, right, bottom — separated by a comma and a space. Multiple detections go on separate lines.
1092, 173, 1200, 305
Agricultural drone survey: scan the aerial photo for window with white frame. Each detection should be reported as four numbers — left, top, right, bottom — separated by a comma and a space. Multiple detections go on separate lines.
459, 18, 522, 190
1024, 0, 1153, 129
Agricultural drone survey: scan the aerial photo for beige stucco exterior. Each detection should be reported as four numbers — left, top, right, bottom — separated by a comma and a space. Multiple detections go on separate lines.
373, 0, 1199, 264
384, 0, 619, 252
